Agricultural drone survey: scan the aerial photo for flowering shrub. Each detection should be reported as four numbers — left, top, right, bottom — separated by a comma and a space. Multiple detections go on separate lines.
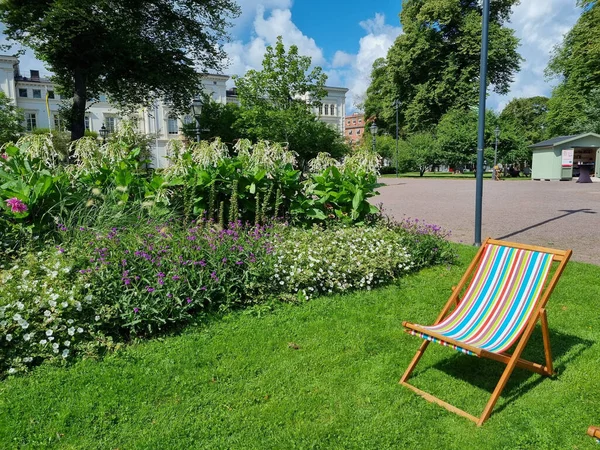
0, 250, 96, 376
271, 226, 415, 301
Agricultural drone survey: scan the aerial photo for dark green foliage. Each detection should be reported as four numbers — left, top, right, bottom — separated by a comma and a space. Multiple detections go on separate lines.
0, 0, 240, 141
365, 0, 521, 134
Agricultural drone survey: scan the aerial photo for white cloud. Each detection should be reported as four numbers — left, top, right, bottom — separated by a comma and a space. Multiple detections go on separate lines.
489, 0, 581, 111
335, 13, 402, 112
332, 51, 353, 68
223, 5, 326, 85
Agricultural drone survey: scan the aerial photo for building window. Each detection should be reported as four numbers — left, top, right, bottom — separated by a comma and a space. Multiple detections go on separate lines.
19, 88, 27, 98
47, 90, 55, 99
84, 116, 90, 131
167, 116, 179, 134
357, 129, 361, 135
347, 120, 350, 125
24, 112, 36, 131
324, 104, 329, 115
183, 115, 193, 125
319, 105, 323, 115
358, 119, 362, 123
330, 104, 335, 116
105, 116, 117, 133
53, 114, 62, 131
353, 120, 356, 124
32, 89, 42, 99
348, 130, 353, 135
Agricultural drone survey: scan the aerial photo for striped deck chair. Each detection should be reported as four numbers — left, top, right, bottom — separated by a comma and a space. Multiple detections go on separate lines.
400, 238, 571, 426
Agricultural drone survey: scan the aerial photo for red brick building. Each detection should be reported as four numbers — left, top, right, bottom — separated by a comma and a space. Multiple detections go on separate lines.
344, 112, 364, 144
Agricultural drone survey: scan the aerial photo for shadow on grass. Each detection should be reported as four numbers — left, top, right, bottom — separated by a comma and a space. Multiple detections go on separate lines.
407, 325, 593, 416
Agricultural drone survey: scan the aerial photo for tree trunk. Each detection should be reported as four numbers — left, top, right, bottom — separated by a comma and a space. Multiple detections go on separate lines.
419, 167, 426, 177
70, 68, 87, 149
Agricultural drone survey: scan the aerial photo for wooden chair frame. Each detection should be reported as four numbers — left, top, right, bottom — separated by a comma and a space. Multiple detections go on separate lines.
400, 238, 572, 426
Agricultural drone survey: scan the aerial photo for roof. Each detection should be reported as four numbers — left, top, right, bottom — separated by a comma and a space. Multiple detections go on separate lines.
529, 133, 600, 148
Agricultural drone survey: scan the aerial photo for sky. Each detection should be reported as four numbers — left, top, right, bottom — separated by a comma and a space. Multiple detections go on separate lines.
0, 0, 584, 114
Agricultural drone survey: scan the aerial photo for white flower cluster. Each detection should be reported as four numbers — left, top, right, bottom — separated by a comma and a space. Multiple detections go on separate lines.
272, 226, 414, 300
235, 139, 297, 175
0, 251, 89, 376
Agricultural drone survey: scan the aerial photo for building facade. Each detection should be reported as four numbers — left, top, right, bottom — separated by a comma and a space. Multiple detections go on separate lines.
343, 112, 365, 143
0, 55, 348, 167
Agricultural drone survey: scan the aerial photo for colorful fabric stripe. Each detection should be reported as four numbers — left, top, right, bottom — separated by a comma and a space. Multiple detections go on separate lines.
409, 330, 476, 356
420, 245, 553, 354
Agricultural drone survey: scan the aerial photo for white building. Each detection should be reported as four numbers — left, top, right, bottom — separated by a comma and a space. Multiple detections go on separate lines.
1, 55, 348, 167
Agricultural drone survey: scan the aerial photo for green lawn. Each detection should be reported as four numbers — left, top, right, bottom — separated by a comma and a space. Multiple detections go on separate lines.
381, 172, 530, 180
1, 245, 599, 449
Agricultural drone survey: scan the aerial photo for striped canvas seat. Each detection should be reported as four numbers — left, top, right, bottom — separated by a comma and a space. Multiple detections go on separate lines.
400, 238, 571, 425
414, 245, 554, 355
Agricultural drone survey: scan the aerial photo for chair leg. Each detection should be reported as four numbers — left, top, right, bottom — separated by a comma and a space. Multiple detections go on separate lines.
400, 340, 430, 384
477, 353, 520, 426
540, 309, 554, 375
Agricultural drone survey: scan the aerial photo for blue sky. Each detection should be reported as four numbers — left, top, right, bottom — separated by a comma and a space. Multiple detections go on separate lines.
0, 0, 584, 113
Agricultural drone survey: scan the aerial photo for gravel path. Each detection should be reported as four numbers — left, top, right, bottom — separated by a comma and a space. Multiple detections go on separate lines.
375, 178, 600, 265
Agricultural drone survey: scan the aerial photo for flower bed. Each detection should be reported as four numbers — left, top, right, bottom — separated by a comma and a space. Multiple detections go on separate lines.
0, 219, 454, 377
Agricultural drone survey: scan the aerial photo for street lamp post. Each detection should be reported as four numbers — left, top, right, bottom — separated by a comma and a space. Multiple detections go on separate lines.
191, 100, 202, 143
370, 122, 378, 153
392, 99, 401, 178
474, 0, 491, 246
493, 126, 500, 181
99, 124, 109, 145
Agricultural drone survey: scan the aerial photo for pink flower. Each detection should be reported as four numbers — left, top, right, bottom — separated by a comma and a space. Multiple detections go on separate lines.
5, 198, 28, 214
1, 153, 7, 160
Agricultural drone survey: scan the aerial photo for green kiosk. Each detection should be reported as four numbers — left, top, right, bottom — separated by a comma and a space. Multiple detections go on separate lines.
530, 133, 600, 182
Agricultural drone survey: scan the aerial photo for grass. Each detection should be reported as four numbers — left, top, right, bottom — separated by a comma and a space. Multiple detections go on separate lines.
1, 244, 599, 449
381, 172, 530, 180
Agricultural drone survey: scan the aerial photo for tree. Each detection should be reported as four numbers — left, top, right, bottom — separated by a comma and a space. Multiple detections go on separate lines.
232, 37, 347, 166
546, 1, 600, 97
233, 36, 327, 111
545, 2, 600, 137
182, 101, 242, 146
0, 0, 240, 143
404, 131, 439, 176
0, 91, 24, 145
364, 0, 521, 134
498, 96, 549, 145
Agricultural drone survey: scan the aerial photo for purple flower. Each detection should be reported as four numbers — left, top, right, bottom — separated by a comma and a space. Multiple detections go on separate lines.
134, 307, 139, 313
6, 197, 28, 214
210, 271, 219, 282
236, 261, 244, 265
200, 286, 207, 291
157, 272, 165, 278
146, 286, 155, 293
186, 298, 192, 304
172, 275, 180, 281
222, 257, 227, 263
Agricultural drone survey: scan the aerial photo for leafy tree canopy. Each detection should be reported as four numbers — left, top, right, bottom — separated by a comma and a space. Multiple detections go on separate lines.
233, 36, 327, 111
365, 0, 522, 134
0, 91, 24, 145
0, 0, 240, 143
498, 96, 549, 145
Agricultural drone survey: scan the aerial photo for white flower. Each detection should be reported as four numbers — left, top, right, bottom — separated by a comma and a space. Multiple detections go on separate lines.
75, 302, 82, 311
22, 269, 30, 278
23, 333, 31, 341
16, 302, 24, 310
13, 313, 22, 321
40, 339, 47, 345
84, 295, 93, 302
77, 327, 83, 333
94, 316, 100, 321
67, 319, 74, 325
23, 357, 33, 363
62, 349, 69, 358
48, 336, 54, 341
64, 340, 70, 347
6, 334, 12, 341
49, 293, 59, 301
45, 329, 53, 336
49, 300, 57, 308
19, 321, 29, 329
8, 368, 16, 374
61, 302, 68, 308
43, 310, 51, 317
0, 320, 6, 327
68, 327, 75, 336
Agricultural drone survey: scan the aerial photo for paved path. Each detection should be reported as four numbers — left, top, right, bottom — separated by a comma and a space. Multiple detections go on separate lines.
375, 178, 600, 265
